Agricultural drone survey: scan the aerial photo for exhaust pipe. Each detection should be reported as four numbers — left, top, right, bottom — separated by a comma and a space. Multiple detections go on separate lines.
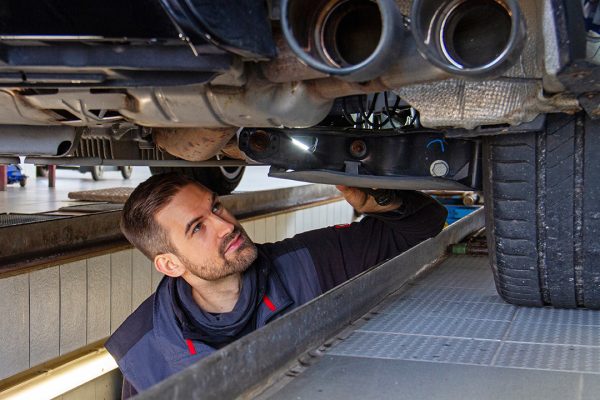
411, 0, 526, 78
280, 0, 405, 82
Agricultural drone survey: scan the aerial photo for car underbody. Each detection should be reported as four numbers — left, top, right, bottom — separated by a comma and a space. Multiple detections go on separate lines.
0, 0, 590, 188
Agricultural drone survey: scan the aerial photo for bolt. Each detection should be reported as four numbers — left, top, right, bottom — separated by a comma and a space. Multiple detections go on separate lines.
430, 160, 449, 177
349, 140, 367, 158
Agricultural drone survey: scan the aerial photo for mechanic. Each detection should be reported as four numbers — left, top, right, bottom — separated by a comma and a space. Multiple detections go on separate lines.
105, 173, 447, 397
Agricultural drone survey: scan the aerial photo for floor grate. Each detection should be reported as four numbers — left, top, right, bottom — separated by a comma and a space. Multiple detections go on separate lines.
330, 255, 600, 374
0, 213, 68, 227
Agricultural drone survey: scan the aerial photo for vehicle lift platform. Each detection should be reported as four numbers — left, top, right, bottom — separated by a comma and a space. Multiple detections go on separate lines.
1, 188, 599, 400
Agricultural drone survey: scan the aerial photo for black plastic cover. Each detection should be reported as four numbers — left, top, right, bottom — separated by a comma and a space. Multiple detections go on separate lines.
0, 0, 179, 38
159, 0, 277, 59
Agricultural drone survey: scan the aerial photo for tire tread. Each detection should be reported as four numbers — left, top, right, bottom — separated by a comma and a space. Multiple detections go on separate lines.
485, 113, 600, 309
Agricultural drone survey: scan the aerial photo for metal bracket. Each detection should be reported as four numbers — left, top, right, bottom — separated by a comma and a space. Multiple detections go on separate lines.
269, 166, 473, 191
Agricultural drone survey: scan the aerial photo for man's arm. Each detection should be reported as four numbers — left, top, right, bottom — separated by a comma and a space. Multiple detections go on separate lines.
296, 187, 447, 292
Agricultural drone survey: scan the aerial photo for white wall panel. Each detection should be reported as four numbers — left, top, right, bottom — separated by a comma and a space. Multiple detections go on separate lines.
29, 267, 60, 366
253, 217, 266, 244
275, 214, 286, 241
0, 274, 29, 380
334, 201, 342, 224
241, 220, 255, 241
110, 250, 132, 333
318, 205, 327, 229
60, 261, 87, 355
285, 212, 296, 238
151, 262, 163, 292
265, 216, 277, 243
132, 250, 152, 310
87, 255, 111, 344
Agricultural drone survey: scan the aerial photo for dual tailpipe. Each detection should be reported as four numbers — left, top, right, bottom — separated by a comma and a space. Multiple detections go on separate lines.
280, 0, 526, 81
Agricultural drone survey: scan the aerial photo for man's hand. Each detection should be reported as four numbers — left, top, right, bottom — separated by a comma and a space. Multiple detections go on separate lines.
336, 185, 402, 214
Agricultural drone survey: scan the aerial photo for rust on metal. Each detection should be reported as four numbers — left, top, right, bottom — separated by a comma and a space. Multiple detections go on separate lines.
153, 127, 237, 161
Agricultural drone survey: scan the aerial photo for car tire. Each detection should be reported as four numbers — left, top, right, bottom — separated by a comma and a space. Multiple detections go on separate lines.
483, 112, 600, 309
120, 166, 133, 179
91, 166, 104, 181
149, 166, 245, 195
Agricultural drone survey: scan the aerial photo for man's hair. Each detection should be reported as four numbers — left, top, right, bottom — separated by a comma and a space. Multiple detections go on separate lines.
121, 172, 198, 260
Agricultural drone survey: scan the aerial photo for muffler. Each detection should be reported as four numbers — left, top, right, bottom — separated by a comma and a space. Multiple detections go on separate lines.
280, 0, 405, 82
411, 0, 526, 78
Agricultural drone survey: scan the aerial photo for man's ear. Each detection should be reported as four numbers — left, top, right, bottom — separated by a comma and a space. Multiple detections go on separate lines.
154, 253, 185, 278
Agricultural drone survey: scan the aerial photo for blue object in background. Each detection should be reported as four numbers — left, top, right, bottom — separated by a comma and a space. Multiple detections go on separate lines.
432, 194, 481, 225
6, 165, 27, 186
445, 205, 480, 225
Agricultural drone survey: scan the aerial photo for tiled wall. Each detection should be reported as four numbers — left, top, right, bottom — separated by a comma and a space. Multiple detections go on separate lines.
0, 199, 354, 381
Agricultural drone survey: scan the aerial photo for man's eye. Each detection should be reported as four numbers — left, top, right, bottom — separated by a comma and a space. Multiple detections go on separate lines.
192, 222, 203, 235
212, 202, 223, 214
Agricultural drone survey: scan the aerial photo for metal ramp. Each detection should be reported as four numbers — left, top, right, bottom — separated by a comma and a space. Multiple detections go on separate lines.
263, 255, 600, 400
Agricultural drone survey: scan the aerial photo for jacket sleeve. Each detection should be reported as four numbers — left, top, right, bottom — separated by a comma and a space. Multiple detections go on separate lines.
295, 191, 448, 292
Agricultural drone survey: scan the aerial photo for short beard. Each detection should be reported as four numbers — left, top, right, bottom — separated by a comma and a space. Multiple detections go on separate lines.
178, 227, 258, 281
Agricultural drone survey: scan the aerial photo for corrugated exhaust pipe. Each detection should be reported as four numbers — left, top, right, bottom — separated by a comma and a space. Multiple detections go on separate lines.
280, 0, 405, 82
411, 0, 526, 78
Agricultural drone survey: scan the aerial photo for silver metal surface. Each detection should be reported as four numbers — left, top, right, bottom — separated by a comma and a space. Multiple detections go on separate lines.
494, 342, 600, 373
359, 313, 510, 340
328, 254, 600, 375
396, 78, 545, 129
379, 296, 516, 321
330, 331, 500, 365
268, 167, 473, 190
0, 213, 67, 227
0, 125, 79, 156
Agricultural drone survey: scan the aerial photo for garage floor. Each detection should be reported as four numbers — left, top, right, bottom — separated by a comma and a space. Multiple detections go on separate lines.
264, 255, 600, 400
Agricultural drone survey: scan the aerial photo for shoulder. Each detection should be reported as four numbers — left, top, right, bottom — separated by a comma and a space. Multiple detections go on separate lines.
259, 239, 317, 274
105, 295, 155, 361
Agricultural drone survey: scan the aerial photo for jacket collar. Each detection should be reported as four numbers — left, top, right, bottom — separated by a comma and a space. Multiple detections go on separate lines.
153, 246, 293, 347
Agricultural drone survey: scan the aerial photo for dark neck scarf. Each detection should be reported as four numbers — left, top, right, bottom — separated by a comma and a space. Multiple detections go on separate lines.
172, 250, 270, 348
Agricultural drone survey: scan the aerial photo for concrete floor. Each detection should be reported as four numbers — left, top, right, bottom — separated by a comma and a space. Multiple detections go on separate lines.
0, 165, 308, 214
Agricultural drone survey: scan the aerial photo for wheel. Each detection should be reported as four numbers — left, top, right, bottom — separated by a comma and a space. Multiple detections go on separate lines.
483, 112, 600, 309
149, 166, 245, 195
19, 177, 27, 187
36, 166, 48, 178
91, 166, 104, 181
120, 166, 133, 179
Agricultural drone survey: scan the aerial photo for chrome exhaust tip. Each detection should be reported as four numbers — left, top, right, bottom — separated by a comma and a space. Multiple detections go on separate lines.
280, 0, 405, 82
411, 0, 526, 78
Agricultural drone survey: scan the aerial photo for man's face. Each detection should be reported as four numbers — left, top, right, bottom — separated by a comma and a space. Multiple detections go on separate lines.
155, 183, 257, 281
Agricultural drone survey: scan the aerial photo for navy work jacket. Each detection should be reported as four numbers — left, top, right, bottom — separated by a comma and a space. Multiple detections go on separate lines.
105, 193, 447, 397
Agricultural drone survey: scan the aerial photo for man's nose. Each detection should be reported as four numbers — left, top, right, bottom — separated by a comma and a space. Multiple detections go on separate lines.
209, 214, 234, 237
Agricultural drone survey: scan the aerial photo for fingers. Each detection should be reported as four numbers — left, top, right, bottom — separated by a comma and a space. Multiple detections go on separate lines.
336, 185, 368, 211
336, 185, 402, 214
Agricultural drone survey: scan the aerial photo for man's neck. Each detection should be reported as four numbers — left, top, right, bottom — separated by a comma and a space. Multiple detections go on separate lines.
184, 272, 243, 314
